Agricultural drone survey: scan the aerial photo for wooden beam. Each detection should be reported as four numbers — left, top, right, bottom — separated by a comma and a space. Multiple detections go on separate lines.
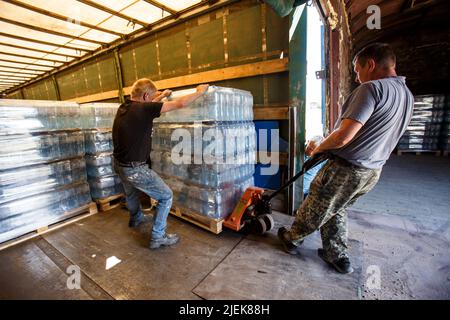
0, 32, 92, 53
2, 0, 124, 37
67, 58, 289, 103
66, 89, 119, 103
0, 17, 106, 46
0, 42, 79, 59
124, 58, 289, 94
76, 0, 149, 28
253, 106, 289, 120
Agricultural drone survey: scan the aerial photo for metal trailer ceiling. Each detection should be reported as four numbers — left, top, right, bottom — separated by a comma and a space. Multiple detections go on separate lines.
0, 0, 207, 94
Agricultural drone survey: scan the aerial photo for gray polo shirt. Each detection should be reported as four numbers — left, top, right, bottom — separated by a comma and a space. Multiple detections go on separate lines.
331, 76, 414, 169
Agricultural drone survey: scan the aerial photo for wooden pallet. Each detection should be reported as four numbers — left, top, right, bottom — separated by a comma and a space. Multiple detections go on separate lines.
95, 193, 126, 212
396, 149, 441, 156
150, 199, 223, 234
0, 202, 98, 251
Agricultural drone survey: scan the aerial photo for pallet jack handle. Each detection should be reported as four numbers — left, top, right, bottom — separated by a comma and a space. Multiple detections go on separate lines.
265, 152, 329, 202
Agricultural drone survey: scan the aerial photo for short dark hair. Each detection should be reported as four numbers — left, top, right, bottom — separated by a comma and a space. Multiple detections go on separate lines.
353, 43, 396, 69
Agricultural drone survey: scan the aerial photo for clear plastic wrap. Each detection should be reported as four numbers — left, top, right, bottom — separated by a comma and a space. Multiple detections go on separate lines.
0, 131, 85, 171
0, 182, 91, 243
160, 174, 253, 219
151, 150, 254, 188
154, 86, 253, 123
0, 157, 87, 205
398, 95, 446, 151
88, 175, 124, 200
150, 87, 256, 219
83, 126, 123, 199
80, 103, 119, 129
152, 121, 257, 159
0, 99, 81, 134
84, 130, 113, 154
85, 153, 115, 178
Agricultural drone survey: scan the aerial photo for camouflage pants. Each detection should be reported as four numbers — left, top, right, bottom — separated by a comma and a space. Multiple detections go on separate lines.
288, 158, 381, 261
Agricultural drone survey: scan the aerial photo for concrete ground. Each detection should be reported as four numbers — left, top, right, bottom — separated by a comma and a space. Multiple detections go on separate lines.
0, 154, 449, 300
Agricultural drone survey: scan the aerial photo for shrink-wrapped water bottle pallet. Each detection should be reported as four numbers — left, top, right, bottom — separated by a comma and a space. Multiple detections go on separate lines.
0, 202, 98, 251
95, 193, 126, 212
150, 199, 223, 234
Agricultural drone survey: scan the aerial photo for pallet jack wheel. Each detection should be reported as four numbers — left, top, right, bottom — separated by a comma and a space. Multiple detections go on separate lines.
249, 216, 267, 235
260, 214, 274, 232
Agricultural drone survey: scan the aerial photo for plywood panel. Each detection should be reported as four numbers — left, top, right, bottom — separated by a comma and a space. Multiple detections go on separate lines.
84, 60, 102, 95
6, 90, 22, 99
158, 31, 188, 76
267, 72, 289, 104
266, 5, 289, 53
214, 76, 264, 105
134, 38, 158, 80
190, 17, 224, 69
227, 6, 262, 62
119, 45, 137, 87
73, 66, 88, 97
57, 70, 76, 100
97, 54, 117, 92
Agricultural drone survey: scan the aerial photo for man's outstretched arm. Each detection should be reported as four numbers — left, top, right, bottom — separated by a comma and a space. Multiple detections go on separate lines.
160, 84, 209, 113
152, 89, 172, 102
311, 119, 363, 155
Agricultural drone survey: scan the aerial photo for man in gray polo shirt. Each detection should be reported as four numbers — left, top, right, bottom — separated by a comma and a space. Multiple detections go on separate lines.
278, 43, 414, 274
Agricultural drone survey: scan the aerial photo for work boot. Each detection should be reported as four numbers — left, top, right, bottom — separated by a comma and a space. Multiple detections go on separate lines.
149, 233, 179, 249
129, 214, 152, 228
277, 227, 303, 255
318, 248, 353, 274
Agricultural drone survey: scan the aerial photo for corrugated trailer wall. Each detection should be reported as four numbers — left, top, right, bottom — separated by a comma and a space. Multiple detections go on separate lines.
7, 1, 289, 108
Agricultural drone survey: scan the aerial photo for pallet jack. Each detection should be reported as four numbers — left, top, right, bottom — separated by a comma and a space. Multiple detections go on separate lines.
223, 153, 329, 234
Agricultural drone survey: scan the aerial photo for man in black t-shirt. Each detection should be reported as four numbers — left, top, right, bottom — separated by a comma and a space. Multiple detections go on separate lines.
113, 78, 208, 249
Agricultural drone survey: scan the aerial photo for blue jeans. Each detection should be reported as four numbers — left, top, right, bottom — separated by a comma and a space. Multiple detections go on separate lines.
114, 161, 173, 239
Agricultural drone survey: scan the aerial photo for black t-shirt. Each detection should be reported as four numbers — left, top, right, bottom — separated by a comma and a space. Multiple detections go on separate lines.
112, 99, 163, 163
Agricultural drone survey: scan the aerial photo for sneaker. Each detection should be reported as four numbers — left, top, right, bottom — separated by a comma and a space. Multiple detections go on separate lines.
318, 248, 353, 274
129, 214, 152, 228
149, 233, 179, 249
277, 227, 303, 255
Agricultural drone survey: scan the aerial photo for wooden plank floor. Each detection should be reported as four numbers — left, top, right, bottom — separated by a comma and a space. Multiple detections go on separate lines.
0, 208, 364, 300
0, 240, 94, 300
0, 207, 244, 300
193, 213, 363, 300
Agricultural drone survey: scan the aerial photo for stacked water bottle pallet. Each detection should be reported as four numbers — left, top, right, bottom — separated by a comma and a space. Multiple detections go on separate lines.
439, 95, 450, 156
150, 86, 256, 233
80, 103, 124, 211
397, 95, 444, 156
0, 99, 97, 248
